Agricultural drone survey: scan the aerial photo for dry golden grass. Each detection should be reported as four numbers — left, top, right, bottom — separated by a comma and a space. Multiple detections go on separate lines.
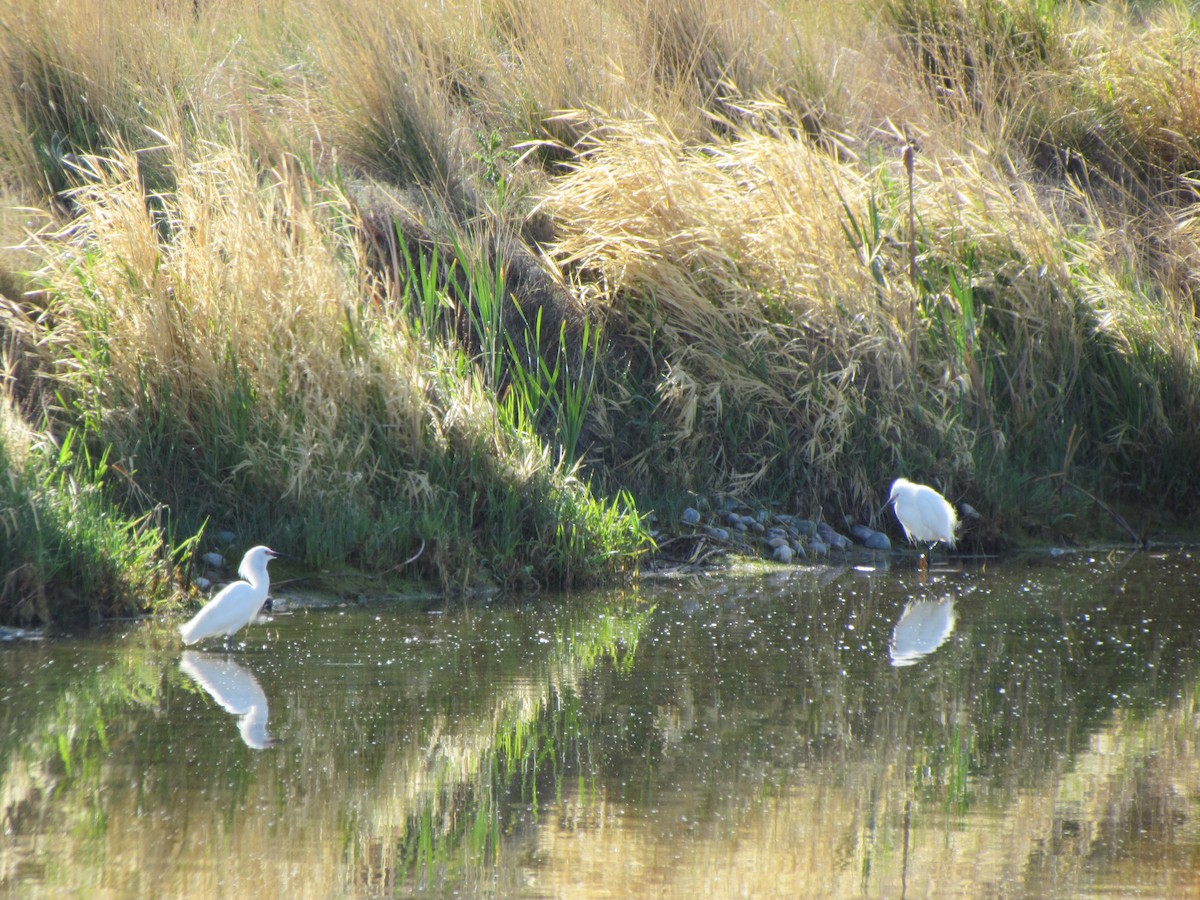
541, 114, 915, 501
539, 96, 1160, 508
39, 151, 388, 512
0, 0, 1198, 606
6, 127, 646, 590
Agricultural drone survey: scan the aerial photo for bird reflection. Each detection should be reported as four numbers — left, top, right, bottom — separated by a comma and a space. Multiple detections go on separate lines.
889, 595, 956, 667
180, 651, 280, 749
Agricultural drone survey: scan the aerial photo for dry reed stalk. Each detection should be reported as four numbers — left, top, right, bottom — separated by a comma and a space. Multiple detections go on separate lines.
27, 142, 437, 508
540, 110, 979, 502
305, 0, 479, 207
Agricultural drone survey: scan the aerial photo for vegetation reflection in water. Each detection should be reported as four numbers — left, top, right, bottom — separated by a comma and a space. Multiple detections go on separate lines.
4, 551, 1200, 898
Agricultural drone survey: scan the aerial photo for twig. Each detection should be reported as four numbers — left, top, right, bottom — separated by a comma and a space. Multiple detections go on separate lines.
647, 532, 732, 568
903, 129, 917, 289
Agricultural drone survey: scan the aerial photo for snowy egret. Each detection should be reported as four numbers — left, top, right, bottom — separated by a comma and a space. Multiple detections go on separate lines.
888, 478, 959, 556
180, 545, 282, 649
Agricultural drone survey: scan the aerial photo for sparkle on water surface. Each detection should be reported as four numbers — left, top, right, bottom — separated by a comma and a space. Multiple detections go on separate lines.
4, 550, 1200, 898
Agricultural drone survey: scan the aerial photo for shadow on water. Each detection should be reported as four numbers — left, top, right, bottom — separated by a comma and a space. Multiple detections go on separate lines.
4, 550, 1200, 897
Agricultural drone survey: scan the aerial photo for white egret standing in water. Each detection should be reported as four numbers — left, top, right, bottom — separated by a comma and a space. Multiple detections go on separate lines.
180, 545, 282, 649
889, 478, 959, 565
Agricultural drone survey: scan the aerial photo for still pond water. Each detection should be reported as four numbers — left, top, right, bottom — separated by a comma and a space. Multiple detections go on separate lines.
4, 550, 1200, 898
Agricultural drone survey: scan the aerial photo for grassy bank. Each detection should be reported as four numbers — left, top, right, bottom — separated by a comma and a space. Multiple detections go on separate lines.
1, 0, 1198, 626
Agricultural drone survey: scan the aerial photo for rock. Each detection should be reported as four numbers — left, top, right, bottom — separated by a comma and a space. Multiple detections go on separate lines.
201, 551, 225, 568
826, 532, 850, 551
217, 530, 236, 544
773, 544, 794, 564
194, 576, 213, 591
706, 527, 730, 541
865, 531, 891, 551
767, 535, 789, 550
682, 507, 702, 526
807, 539, 829, 557
960, 502, 982, 520
793, 519, 818, 538
849, 523, 875, 544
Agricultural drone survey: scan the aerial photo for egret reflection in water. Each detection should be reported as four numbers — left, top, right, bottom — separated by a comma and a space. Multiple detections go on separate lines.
180, 651, 280, 749
889, 595, 956, 667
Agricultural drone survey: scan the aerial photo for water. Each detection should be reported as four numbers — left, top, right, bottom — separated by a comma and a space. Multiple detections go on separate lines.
4, 550, 1200, 898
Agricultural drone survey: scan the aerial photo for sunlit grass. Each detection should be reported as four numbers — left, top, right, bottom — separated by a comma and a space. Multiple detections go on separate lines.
0, 0, 1198, 620
5, 139, 646, 599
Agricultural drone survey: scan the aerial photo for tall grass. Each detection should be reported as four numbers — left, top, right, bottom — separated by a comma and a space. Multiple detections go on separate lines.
0, 392, 189, 626
1, 0, 1199, 622
542, 117, 971, 508
8, 139, 645, 601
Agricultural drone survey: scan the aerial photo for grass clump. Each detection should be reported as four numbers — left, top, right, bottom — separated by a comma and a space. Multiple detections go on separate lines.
0, 395, 186, 627
6, 139, 645, 604
541, 116, 973, 510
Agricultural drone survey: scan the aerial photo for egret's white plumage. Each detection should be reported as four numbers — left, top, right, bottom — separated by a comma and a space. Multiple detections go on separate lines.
889, 478, 959, 548
180, 545, 280, 648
